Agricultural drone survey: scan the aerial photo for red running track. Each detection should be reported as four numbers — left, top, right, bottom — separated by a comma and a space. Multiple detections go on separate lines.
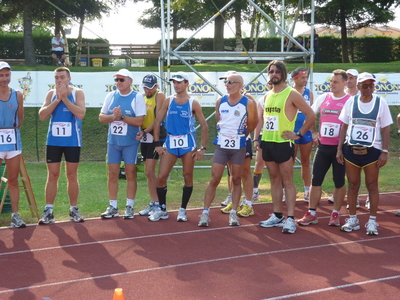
0, 193, 399, 300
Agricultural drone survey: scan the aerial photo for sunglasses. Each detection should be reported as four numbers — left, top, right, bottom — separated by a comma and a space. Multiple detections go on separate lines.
360, 83, 375, 89
114, 78, 125, 82
223, 80, 240, 84
172, 75, 185, 80
268, 70, 282, 74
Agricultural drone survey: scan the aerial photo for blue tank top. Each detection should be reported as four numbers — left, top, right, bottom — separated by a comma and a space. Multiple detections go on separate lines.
0, 88, 22, 151
46, 88, 83, 147
107, 90, 140, 146
165, 97, 195, 136
294, 87, 311, 131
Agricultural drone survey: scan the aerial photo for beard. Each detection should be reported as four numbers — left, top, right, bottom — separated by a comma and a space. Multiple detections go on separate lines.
270, 77, 283, 85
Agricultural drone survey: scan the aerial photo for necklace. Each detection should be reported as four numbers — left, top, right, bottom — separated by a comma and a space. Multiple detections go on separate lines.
272, 85, 286, 95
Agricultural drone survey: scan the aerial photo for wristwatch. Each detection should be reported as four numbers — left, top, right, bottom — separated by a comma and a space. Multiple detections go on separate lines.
199, 146, 207, 151
295, 131, 303, 138
120, 114, 125, 120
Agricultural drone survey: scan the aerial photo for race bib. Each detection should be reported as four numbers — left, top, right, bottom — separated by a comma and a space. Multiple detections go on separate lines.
52, 122, 72, 137
320, 122, 340, 138
219, 134, 240, 149
141, 132, 153, 143
264, 116, 278, 131
169, 134, 188, 149
351, 124, 374, 144
0, 129, 16, 145
111, 121, 128, 136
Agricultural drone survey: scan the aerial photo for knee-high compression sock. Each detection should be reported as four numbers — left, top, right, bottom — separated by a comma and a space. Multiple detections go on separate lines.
157, 187, 167, 210
253, 172, 262, 188
181, 186, 193, 209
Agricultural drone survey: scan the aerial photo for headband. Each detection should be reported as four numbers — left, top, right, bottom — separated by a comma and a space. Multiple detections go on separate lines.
292, 71, 308, 80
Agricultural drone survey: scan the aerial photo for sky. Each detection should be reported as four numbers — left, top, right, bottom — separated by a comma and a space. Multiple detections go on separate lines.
68, 2, 400, 45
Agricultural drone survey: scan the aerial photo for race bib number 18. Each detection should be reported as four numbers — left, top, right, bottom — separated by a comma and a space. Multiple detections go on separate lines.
320, 122, 340, 138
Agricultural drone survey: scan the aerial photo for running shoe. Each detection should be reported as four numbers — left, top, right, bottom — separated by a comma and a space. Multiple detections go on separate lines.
123, 205, 135, 219
340, 217, 360, 232
365, 220, 379, 236
11, 213, 26, 228
100, 205, 119, 219
39, 208, 55, 224
328, 195, 334, 204
198, 212, 210, 227
259, 214, 285, 228
395, 210, 400, 217
69, 207, 84, 222
139, 201, 157, 216
346, 199, 360, 209
297, 211, 318, 226
221, 195, 232, 206
148, 205, 169, 221
365, 197, 370, 210
221, 202, 233, 214
303, 195, 309, 203
240, 195, 246, 207
229, 211, 240, 226
177, 207, 188, 222
282, 218, 296, 234
237, 204, 254, 217
252, 191, 259, 202
328, 211, 340, 227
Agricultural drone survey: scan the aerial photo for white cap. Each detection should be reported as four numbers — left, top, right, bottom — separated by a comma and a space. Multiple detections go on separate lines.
114, 69, 133, 79
219, 70, 237, 80
357, 72, 376, 84
346, 69, 359, 77
169, 71, 189, 83
0, 61, 11, 71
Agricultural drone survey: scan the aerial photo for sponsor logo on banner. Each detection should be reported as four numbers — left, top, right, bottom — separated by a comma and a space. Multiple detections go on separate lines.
105, 84, 139, 93
374, 76, 400, 105
244, 77, 268, 96
188, 76, 217, 107
18, 72, 33, 101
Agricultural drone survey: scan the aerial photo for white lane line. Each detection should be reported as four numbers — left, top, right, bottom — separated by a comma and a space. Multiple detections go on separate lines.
0, 235, 399, 295
263, 274, 400, 300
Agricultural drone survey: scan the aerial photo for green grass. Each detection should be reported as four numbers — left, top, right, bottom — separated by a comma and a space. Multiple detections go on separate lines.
2, 154, 400, 227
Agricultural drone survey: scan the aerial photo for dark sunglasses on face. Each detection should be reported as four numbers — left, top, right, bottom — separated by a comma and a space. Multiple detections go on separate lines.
114, 78, 125, 82
268, 70, 281, 74
360, 83, 375, 89
223, 80, 240, 84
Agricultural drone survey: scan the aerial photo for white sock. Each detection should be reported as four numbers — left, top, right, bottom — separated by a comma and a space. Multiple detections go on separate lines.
245, 200, 252, 207
126, 199, 134, 207
309, 210, 316, 216
110, 200, 118, 208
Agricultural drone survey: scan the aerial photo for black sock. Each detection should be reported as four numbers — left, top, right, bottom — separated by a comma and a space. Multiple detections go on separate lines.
274, 212, 283, 219
253, 173, 262, 188
157, 187, 167, 209
181, 186, 193, 209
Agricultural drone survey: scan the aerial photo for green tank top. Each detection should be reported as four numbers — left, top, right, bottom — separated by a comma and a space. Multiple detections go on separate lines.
261, 87, 297, 143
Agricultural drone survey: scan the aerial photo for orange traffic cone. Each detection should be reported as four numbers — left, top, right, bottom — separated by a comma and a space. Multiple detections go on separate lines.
113, 288, 125, 300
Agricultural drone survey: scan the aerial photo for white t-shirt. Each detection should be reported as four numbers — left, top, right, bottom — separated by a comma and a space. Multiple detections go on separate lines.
338, 94, 393, 149
52, 37, 65, 51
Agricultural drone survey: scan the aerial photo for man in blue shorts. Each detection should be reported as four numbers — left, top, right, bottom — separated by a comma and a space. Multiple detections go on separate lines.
152, 72, 208, 222
0, 62, 26, 228
198, 72, 258, 227
99, 69, 146, 220
38, 67, 86, 224
337, 72, 392, 236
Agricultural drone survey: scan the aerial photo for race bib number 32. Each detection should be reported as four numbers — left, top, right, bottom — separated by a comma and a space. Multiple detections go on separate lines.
264, 116, 278, 131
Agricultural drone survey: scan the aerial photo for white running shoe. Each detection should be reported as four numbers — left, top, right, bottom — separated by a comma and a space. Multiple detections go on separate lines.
177, 207, 188, 222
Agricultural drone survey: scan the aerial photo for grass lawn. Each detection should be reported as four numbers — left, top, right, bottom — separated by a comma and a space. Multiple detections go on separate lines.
1, 153, 400, 227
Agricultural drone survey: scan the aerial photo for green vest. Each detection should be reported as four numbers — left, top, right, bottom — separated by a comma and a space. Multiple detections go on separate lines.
261, 87, 297, 143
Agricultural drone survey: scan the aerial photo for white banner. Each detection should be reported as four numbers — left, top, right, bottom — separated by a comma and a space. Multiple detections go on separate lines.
11, 71, 400, 108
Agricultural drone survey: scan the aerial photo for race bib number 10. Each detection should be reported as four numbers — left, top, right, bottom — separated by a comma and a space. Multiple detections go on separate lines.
0, 129, 16, 145
169, 134, 188, 149
52, 122, 72, 137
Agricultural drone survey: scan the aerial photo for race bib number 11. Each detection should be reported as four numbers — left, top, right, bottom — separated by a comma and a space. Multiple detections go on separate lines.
52, 122, 72, 137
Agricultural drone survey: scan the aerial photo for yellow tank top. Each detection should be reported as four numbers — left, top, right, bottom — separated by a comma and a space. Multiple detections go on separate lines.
142, 91, 158, 129
261, 87, 297, 143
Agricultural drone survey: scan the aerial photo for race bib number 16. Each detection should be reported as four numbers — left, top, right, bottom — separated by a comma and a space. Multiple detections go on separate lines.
0, 129, 16, 145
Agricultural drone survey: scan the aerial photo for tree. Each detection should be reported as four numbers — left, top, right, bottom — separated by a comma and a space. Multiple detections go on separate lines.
304, 0, 399, 62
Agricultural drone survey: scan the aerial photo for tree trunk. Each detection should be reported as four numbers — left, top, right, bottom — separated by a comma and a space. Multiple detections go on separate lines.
213, 14, 225, 51
23, 2, 36, 66
60, 27, 70, 66
340, 5, 349, 63
75, 15, 85, 67
234, 8, 243, 51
